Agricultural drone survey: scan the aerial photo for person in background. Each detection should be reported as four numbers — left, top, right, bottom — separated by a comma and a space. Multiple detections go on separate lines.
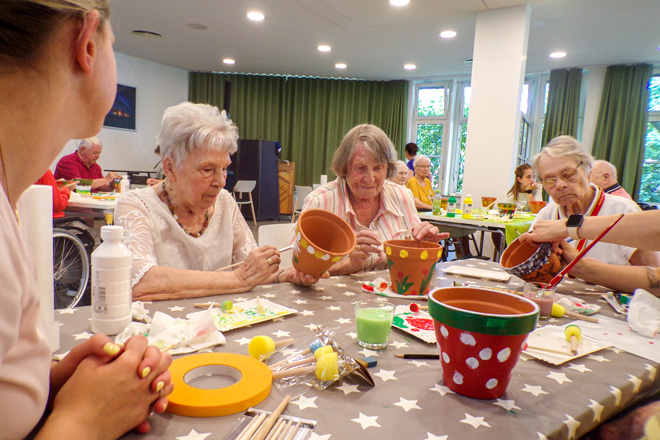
507, 163, 543, 211
146, 145, 164, 186
390, 160, 409, 186
405, 142, 418, 178
301, 124, 447, 274
54, 137, 120, 191
406, 155, 434, 211
0, 1, 172, 438
35, 170, 78, 218
589, 159, 633, 200
532, 135, 660, 268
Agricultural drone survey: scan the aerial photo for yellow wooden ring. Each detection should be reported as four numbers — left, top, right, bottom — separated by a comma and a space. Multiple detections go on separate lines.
167, 353, 272, 417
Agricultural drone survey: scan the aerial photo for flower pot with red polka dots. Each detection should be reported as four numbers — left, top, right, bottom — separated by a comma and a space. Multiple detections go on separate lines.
428, 286, 539, 399
292, 209, 357, 278
384, 239, 443, 296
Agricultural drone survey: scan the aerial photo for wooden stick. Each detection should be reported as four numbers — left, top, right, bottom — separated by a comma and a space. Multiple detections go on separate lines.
264, 418, 286, 440
283, 421, 302, 440
270, 356, 315, 371
564, 310, 599, 323
271, 365, 316, 380
236, 412, 267, 440
274, 338, 295, 348
216, 246, 295, 272
569, 336, 579, 355
251, 395, 291, 440
273, 420, 292, 440
525, 344, 573, 356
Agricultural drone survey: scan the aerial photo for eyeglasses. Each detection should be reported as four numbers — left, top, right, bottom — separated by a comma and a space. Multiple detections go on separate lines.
415, 164, 430, 169
540, 162, 582, 188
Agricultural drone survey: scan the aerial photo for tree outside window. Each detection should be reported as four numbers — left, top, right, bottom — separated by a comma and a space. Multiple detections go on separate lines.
639, 76, 660, 203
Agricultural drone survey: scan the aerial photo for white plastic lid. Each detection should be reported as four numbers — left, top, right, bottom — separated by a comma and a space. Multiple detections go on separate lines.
466, 194, 472, 198
122, 175, 129, 179
101, 225, 124, 241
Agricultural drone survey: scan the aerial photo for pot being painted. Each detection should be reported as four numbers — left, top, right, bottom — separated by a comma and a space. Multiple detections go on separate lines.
292, 209, 356, 278
384, 240, 443, 296
500, 236, 561, 284
428, 286, 539, 399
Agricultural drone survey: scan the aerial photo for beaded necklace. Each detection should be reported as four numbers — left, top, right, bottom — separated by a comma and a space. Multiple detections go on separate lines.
161, 180, 210, 238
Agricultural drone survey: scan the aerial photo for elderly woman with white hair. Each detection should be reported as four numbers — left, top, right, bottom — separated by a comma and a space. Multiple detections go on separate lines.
115, 102, 314, 301
389, 160, 410, 186
301, 124, 448, 274
406, 154, 435, 211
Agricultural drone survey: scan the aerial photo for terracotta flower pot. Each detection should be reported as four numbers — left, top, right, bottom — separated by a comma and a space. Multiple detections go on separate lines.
384, 239, 443, 296
481, 197, 497, 209
500, 236, 561, 284
292, 209, 356, 278
428, 286, 539, 399
497, 202, 517, 217
529, 200, 548, 214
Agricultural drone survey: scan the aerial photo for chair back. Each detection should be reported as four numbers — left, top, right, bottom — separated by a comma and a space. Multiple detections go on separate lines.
258, 223, 296, 267
233, 180, 256, 194
294, 185, 314, 205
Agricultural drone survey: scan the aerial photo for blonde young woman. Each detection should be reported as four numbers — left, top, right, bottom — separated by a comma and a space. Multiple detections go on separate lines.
0, 1, 171, 438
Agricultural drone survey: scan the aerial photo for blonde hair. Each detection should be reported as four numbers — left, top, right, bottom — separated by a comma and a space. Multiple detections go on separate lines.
0, 0, 110, 68
508, 163, 531, 200
331, 124, 397, 179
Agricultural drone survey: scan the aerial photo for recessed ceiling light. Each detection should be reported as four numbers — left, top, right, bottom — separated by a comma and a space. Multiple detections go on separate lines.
403, 63, 417, 70
131, 30, 163, 39
389, 0, 410, 6
223, 58, 236, 65
187, 23, 207, 30
439, 30, 456, 39
335, 63, 347, 69
317, 45, 332, 52
247, 11, 265, 21
549, 51, 567, 58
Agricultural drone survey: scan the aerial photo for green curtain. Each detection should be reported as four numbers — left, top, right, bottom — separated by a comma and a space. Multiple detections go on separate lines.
541, 68, 582, 146
592, 64, 652, 199
189, 72, 408, 185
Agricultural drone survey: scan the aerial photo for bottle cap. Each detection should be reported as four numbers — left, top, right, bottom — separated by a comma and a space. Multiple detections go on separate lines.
101, 225, 124, 241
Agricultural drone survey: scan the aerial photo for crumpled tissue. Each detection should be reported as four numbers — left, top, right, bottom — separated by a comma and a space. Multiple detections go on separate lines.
117, 309, 226, 354
555, 294, 601, 315
628, 289, 660, 338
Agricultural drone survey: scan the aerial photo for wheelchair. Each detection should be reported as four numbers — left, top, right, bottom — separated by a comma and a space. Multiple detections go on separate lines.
53, 217, 95, 309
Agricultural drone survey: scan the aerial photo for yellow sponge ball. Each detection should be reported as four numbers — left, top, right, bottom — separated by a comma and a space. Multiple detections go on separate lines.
551, 303, 566, 317
248, 336, 275, 360
316, 352, 339, 381
313, 345, 334, 359
564, 324, 582, 341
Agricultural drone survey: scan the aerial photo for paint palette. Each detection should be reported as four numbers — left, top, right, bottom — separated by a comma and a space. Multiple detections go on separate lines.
206, 299, 298, 332
392, 305, 436, 343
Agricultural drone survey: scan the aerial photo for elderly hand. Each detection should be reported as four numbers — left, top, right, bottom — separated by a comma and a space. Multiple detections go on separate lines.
411, 221, 449, 243
235, 245, 280, 288
282, 267, 330, 286
520, 219, 568, 245
105, 171, 121, 182
65, 181, 78, 190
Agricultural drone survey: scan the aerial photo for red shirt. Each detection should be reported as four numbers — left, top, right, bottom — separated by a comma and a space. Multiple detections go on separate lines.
35, 169, 71, 218
54, 151, 104, 181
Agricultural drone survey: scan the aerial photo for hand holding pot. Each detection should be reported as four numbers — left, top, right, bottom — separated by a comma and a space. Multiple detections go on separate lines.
411, 221, 449, 243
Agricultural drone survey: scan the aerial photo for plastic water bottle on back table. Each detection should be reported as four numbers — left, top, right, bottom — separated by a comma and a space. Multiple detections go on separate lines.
432, 192, 442, 216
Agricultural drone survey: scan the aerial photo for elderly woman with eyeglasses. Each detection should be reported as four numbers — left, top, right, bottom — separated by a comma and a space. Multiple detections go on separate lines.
301, 124, 448, 275
532, 135, 660, 268
406, 155, 434, 211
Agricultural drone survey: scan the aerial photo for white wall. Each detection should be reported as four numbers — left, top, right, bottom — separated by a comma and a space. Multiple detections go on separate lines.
52, 52, 188, 173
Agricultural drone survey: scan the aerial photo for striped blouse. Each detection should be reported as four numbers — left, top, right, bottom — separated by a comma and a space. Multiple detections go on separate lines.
301, 178, 421, 271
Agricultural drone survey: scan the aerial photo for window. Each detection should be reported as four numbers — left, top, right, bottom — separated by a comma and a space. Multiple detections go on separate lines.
640, 75, 660, 203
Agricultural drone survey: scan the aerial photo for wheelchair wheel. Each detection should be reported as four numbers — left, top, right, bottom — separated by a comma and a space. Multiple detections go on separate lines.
53, 228, 90, 309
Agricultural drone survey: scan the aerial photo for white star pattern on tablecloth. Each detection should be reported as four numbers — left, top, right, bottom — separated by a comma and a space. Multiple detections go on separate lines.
588, 399, 604, 422
460, 413, 491, 429
346, 332, 357, 339
336, 383, 361, 394
646, 364, 658, 381
429, 383, 455, 396
547, 372, 572, 384
72, 331, 93, 340
319, 296, 333, 301
292, 395, 318, 410
394, 397, 421, 411
168, 305, 185, 312
235, 337, 251, 345
357, 348, 379, 357
389, 341, 408, 349
176, 429, 210, 440
336, 283, 347, 288
568, 363, 592, 373
521, 384, 549, 397
351, 412, 381, 429
289, 290, 301, 294
563, 414, 581, 440
300, 310, 315, 316
588, 354, 609, 362
628, 374, 642, 393
234, 297, 248, 302
424, 434, 448, 440
309, 433, 331, 440
315, 287, 326, 292
280, 348, 297, 357
536, 433, 548, 440
494, 399, 521, 412
53, 350, 70, 361
609, 347, 623, 354
610, 386, 622, 406
57, 308, 77, 315
304, 323, 318, 331
327, 305, 341, 311
293, 299, 307, 304
262, 293, 276, 298
373, 369, 398, 381
335, 317, 351, 324
409, 360, 429, 367
273, 330, 290, 338
342, 291, 356, 296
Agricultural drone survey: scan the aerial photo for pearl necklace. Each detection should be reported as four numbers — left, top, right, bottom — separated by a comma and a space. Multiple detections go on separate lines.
162, 180, 210, 238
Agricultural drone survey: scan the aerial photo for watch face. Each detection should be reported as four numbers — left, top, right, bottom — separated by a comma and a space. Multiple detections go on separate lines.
566, 214, 583, 227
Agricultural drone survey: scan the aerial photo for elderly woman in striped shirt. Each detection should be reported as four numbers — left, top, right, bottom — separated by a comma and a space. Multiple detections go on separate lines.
301, 124, 448, 274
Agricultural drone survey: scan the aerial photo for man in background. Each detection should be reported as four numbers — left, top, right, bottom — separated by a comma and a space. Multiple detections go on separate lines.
54, 137, 120, 191
589, 159, 633, 200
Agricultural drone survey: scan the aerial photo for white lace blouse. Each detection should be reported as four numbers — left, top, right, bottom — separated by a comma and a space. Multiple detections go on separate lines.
114, 186, 257, 288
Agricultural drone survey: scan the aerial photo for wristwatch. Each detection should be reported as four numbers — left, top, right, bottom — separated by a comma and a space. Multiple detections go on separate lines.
566, 214, 584, 240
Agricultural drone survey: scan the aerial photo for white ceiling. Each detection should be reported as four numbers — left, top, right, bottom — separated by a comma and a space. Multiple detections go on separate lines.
110, 0, 660, 80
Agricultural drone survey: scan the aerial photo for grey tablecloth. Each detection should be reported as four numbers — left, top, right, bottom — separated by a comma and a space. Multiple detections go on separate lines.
55, 260, 660, 440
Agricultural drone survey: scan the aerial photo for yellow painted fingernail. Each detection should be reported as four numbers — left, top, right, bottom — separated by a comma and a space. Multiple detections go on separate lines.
156, 381, 164, 392
162, 402, 167, 412
141, 367, 151, 378
103, 342, 121, 356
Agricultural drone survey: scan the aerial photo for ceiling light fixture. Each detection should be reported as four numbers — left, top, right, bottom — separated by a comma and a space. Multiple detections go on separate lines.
223, 58, 236, 65
131, 30, 163, 39
389, 0, 410, 6
403, 63, 416, 70
439, 30, 456, 39
317, 45, 332, 52
335, 63, 347, 69
549, 51, 567, 58
247, 11, 265, 21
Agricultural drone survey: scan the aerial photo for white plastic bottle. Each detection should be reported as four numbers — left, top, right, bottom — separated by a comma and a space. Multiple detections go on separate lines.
91, 225, 132, 335
120, 175, 130, 193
